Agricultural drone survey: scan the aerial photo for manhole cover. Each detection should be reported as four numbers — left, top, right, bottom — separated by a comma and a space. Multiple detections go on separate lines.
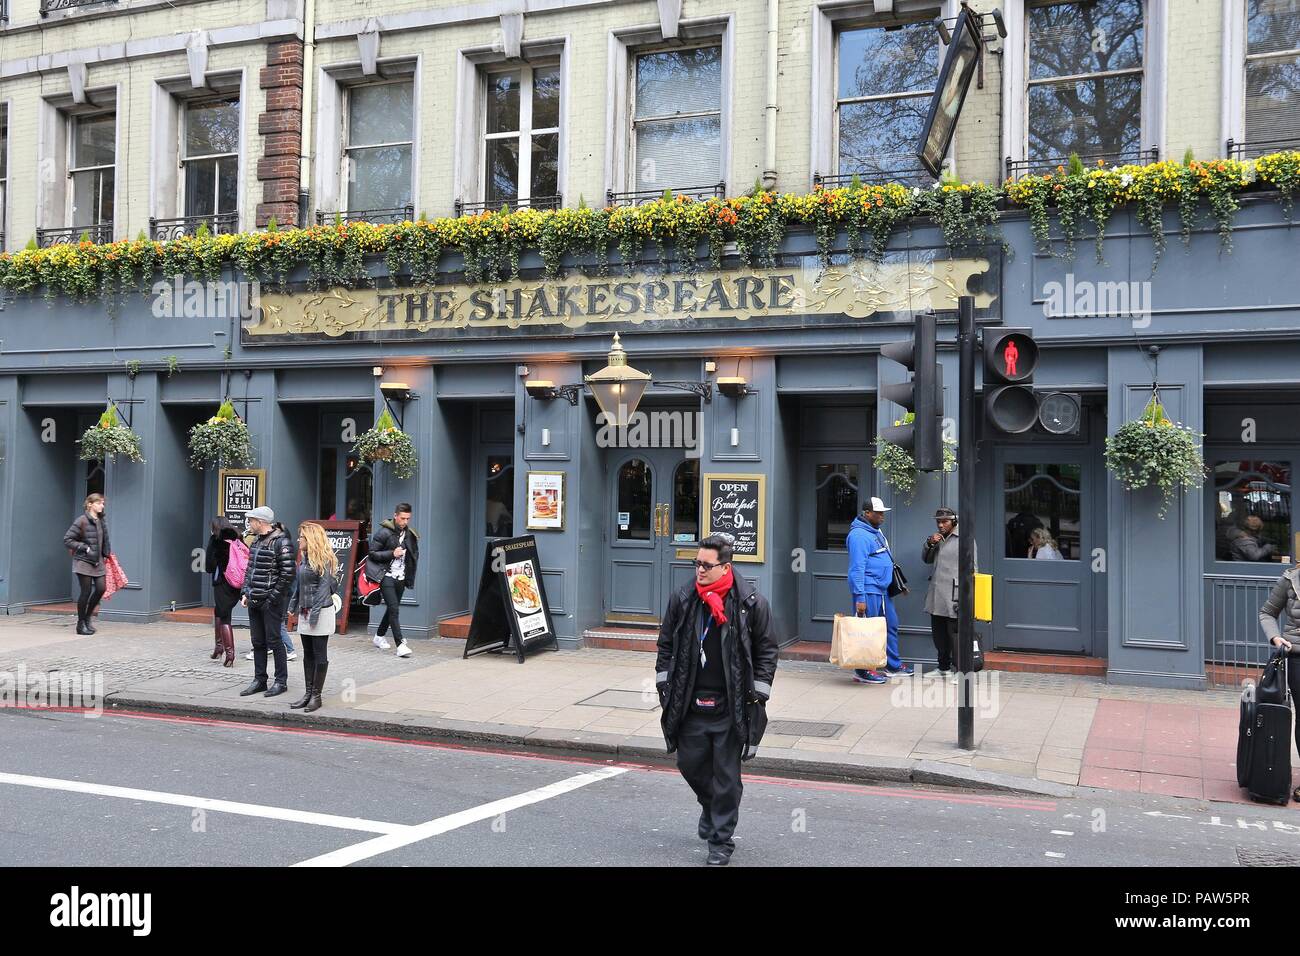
577, 689, 659, 711
767, 720, 844, 738
1236, 847, 1300, 867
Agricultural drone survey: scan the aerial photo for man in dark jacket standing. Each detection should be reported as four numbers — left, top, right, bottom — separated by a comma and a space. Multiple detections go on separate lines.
365, 503, 418, 659
655, 533, 779, 866
239, 506, 295, 697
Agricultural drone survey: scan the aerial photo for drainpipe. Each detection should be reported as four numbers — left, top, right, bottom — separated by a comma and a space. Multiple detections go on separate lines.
762, 0, 779, 189
298, 0, 318, 228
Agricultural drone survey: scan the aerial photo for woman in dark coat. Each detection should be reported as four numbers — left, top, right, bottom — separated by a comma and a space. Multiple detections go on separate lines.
63, 493, 111, 636
204, 516, 242, 666
1258, 566, 1300, 803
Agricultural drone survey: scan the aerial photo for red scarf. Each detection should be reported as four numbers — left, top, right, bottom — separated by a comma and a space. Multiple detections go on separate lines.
695, 566, 734, 625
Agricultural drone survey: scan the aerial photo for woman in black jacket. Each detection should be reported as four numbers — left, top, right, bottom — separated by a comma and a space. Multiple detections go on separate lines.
1258, 566, 1300, 803
204, 516, 242, 666
287, 523, 340, 713
63, 493, 112, 636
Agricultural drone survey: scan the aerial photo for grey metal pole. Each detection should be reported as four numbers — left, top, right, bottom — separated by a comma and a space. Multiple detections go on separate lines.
957, 295, 976, 751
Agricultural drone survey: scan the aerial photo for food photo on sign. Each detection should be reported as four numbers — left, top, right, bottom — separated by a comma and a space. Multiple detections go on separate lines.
526, 472, 565, 530
505, 560, 548, 640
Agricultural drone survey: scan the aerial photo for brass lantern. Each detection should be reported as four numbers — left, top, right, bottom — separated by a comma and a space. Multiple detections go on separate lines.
584, 333, 651, 427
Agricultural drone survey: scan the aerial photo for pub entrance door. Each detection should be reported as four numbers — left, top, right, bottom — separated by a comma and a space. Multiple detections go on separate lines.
797, 449, 873, 641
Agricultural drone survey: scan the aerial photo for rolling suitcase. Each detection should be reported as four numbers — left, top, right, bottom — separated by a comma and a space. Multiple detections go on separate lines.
1242, 653, 1292, 806
1236, 681, 1256, 789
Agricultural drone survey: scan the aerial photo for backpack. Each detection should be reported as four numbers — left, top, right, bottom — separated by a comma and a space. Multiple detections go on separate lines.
223, 538, 250, 589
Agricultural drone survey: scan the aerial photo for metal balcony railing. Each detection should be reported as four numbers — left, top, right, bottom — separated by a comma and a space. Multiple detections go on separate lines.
150, 212, 239, 241
455, 194, 563, 217
1226, 136, 1300, 161
41, 0, 116, 15
1005, 147, 1159, 180
315, 205, 414, 227
37, 223, 114, 247
605, 183, 725, 207
814, 163, 937, 190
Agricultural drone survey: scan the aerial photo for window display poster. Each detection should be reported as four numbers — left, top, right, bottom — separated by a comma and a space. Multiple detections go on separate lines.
526, 471, 565, 530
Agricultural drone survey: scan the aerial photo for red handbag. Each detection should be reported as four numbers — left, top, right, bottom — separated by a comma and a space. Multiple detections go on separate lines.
355, 565, 383, 606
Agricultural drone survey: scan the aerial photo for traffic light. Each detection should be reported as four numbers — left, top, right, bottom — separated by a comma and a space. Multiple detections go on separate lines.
880, 312, 944, 471
983, 327, 1039, 434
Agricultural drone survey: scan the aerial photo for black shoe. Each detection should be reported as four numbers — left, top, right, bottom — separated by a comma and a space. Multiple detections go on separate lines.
706, 848, 732, 866
85, 620, 97, 634
264, 682, 288, 698
75, 618, 93, 636
239, 679, 267, 697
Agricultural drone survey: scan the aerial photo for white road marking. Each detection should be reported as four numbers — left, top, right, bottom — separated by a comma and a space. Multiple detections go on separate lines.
1045, 851, 1066, 859
0, 771, 405, 834
1051, 830, 1074, 836
293, 765, 630, 867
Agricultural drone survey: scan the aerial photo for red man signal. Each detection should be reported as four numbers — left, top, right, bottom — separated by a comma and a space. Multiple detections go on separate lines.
983, 328, 1039, 434
1003, 339, 1019, 378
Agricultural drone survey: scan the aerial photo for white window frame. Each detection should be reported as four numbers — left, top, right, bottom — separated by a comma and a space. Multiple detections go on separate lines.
1003, 0, 1167, 169
811, 1, 955, 183
1222, 0, 1300, 154
479, 62, 561, 207
150, 72, 245, 234
342, 77, 416, 214
66, 109, 116, 230
605, 18, 733, 198
629, 42, 724, 195
180, 95, 241, 222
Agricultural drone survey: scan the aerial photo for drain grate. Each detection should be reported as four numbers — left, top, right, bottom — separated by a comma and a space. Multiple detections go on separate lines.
1236, 847, 1300, 867
576, 689, 660, 711
767, 719, 844, 738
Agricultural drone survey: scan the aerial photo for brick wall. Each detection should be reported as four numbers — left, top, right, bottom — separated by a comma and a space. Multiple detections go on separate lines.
256, 40, 304, 228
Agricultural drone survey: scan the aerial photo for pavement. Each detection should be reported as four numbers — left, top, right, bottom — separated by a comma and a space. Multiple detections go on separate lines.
5, 707, 1300, 867
1, 612, 1297, 808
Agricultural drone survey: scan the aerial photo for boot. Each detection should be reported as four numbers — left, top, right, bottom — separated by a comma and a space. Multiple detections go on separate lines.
303, 663, 327, 713
85, 610, 97, 634
210, 620, 224, 659
288, 660, 314, 709
75, 615, 93, 636
220, 624, 236, 667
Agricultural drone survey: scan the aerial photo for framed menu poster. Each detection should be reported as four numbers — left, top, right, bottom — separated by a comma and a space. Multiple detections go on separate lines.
701, 473, 765, 563
525, 471, 565, 531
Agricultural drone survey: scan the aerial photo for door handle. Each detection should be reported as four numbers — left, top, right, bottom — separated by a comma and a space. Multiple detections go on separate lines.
658, 503, 669, 539
652, 503, 662, 539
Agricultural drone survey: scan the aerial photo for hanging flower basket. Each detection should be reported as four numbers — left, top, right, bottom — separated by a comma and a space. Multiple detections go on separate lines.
353, 409, 417, 479
1104, 393, 1205, 518
874, 415, 957, 503
78, 403, 145, 463
188, 399, 256, 469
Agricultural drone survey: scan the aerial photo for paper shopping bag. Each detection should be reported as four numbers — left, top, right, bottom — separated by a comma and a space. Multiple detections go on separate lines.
830, 613, 888, 670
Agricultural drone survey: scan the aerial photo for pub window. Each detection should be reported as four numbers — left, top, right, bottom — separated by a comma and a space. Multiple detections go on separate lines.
1004, 463, 1082, 560
70, 111, 116, 230
835, 18, 939, 183
632, 46, 722, 194
1027, 0, 1144, 163
182, 97, 240, 228
482, 64, 560, 209
1244, 0, 1300, 152
1213, 460, 1292, 563
815, 464, 861, 551
344, 80, 414, 213
672, 459, 700, 543
616, 458, 653, 542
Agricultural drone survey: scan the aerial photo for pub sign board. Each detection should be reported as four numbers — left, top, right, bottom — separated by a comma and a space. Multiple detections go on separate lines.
701, 474, 765, 563
305, 520, 360, 635
464, 535, 559, 663
218, 469, 265, 533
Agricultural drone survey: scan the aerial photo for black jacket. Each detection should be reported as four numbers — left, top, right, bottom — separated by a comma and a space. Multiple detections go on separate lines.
64, 513, 111, 571
241, 529, 295, 607
655, 575, 780, 754
288, 562, 340, 629
365, 520, 419, 591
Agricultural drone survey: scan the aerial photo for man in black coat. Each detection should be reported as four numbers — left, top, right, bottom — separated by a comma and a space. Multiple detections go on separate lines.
365, 503, 419, 658
239, 506, 295, 697
655, 533, 779, 866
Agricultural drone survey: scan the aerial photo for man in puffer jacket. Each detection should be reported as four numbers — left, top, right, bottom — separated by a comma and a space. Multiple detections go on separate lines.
239, 506, 295, 698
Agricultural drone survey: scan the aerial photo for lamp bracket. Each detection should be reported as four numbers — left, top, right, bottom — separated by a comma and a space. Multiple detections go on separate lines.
554, 383, 583, 406
651, 380, 713, 403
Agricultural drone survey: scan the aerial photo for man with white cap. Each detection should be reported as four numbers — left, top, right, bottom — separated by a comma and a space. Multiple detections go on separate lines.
846, 496, 912, 683
239, 505, 295, 697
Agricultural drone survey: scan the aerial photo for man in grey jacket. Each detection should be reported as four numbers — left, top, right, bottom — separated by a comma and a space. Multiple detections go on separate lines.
922, 508, 975, 680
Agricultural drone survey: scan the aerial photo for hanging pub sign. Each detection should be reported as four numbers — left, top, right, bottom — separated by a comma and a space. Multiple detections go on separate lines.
464, 535, 559, 662
218, 469, 265, 533
305, 520, 360, 635
916, 6, 983, 178
701, 474, 765, 563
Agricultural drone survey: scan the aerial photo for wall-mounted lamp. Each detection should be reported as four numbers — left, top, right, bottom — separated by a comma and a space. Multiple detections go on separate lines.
380, 381, 413, 428
716, 376, 751, 399
525, 379, 582, 406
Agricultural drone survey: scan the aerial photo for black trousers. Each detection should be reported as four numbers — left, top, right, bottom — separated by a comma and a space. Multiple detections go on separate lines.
248, 598, 288, 685
1290, 654, 1300, 763
76, 574, 106, 623
378, 578, 405, 642
675, 708, 744, 852
930, 614, 957, 671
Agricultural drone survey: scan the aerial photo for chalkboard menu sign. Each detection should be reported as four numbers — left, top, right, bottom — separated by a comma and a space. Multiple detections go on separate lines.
464, 535, 559, 663
701, 473, 765, 563
305, 520, 360, 635
218, 469, 265, 532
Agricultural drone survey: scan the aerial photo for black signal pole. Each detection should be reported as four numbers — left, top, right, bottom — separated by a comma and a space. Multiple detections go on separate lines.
957, 295, 976, 751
